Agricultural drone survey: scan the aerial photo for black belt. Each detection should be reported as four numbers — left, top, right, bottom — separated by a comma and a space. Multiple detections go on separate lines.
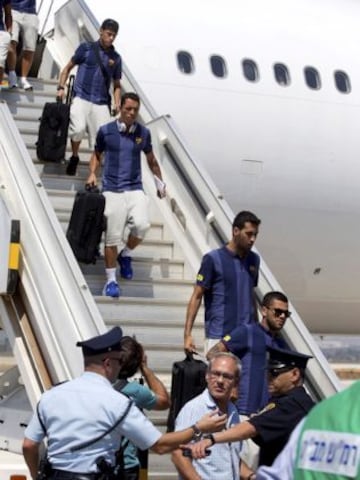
49, 470, 99, 480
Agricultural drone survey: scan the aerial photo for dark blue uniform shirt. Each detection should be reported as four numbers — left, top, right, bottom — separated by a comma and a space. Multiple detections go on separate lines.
95, 120, 152, 192
11, 0, 36, 14
223, 323, 288, 415
72, 40, 122, 105
196, 246, 260, 338
249, 386, 315, 466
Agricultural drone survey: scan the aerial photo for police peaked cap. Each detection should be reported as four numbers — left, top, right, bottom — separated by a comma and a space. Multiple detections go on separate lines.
267, 346, 312, 370
76, 326, 123, 356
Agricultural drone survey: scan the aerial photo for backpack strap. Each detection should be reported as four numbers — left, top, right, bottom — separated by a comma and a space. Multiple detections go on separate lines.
91, 41, 112, 110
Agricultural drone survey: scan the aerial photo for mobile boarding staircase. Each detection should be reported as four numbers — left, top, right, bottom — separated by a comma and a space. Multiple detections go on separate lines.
0, 0, 341, 478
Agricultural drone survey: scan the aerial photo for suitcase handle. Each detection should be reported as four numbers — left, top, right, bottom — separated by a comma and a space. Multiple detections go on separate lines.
85, 183, 100, 194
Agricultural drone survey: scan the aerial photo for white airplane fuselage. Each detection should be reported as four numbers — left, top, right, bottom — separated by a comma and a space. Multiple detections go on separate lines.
42, 0, 360, 334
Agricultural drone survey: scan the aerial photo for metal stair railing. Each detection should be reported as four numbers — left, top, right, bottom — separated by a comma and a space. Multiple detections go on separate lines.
0, 101, 106, 407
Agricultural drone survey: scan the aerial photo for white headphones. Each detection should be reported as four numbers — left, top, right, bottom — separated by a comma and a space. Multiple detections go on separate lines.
118, 121, 137, 134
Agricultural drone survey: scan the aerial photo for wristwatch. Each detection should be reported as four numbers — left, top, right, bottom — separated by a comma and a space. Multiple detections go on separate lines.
190, 423, 202, 441
56, 85, 65, 91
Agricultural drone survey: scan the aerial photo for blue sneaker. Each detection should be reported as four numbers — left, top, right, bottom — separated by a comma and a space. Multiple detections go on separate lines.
118, 253, 133, 280
103, 281, 121, 298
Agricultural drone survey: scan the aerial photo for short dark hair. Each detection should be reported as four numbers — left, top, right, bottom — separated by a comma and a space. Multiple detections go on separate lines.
262, 291, 288, 308
120, 92, 140, 107
118, 336, 143, 379
232, 211, 261, 230
101, 18, 119, 34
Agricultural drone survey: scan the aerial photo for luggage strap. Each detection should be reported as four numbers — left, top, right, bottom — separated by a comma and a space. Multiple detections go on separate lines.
36, 398, 133, 453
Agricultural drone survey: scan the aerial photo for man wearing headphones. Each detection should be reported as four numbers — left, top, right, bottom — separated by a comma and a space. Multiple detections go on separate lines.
86, 92, 166, 298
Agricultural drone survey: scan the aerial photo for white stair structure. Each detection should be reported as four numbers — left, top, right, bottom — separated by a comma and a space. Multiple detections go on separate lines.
0, 0, 341, 478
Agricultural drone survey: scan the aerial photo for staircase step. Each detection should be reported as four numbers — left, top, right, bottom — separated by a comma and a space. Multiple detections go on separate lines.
98, 297, 200, 324
79, 256, 185, 279
85, 276, 193, 299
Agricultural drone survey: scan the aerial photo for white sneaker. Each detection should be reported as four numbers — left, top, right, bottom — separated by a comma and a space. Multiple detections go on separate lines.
8, 71, 18, 88
20, 77, 33, 91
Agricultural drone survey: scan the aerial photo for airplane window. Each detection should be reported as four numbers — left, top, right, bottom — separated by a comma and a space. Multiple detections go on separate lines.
242, 59, 259, 82
177, 51, 194, 74
304, 67, 321, 90
334, 70, 351, 93
274, 63, 290, 86
210, 55, 227, 78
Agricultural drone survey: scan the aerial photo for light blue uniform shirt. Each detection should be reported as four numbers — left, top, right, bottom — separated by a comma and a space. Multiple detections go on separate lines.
175, 389, 242, 480
24, 372, 162, 473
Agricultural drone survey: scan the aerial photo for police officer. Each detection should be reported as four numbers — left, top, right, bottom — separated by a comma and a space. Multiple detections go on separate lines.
183, 347, 315, 476
256, 380, 360, 480
22, 327, 226, 480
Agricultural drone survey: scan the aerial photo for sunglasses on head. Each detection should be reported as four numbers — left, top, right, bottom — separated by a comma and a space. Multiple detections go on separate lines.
266, 307, 291, 318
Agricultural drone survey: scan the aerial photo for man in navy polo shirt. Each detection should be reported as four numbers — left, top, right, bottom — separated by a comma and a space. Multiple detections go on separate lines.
184, 210, 261, 354
0, 0, 11, 89
86, 92, 166, 298
57, 18, 122, 176
7, 0, 39, 90
207, 291, 290, 474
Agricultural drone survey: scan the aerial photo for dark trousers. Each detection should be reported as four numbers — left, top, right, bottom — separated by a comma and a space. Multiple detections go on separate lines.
48, 470, 99, 480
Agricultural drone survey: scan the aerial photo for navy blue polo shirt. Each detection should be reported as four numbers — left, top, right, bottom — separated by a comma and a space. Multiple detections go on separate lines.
196, 246, 260, 339
11, 0, 36, 14
223, 323, 288, 415
72, 41, 122, 105
95, 120, 152, 192
0, 0, 10, 30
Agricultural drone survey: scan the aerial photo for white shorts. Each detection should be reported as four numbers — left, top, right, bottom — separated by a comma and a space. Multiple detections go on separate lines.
69, 96, 111, 149
239, 414, 260, 470
104, 190, 150, 247
204, 338, 220, 355
12, 11, 39, 51
0, 31, 10, 68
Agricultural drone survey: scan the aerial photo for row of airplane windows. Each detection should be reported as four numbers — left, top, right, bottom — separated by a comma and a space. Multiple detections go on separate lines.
177, 51, 351, 94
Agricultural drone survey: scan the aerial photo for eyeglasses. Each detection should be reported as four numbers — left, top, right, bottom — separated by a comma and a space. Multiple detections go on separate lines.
209, 370, 235, 382
268, 366, 294, 378
266, 307, 291, 318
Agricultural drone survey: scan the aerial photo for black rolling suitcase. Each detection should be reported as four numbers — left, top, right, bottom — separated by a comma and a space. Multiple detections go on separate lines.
66, 187, 106, 264
36, 75, 74, 162
167, 353, 207, 431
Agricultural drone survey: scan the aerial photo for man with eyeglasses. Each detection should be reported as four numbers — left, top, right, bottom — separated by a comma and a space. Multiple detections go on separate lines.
207, 292, 290, 474
182, 347, 315, 479
22, 327, 227, 480
171, 352, 242, 480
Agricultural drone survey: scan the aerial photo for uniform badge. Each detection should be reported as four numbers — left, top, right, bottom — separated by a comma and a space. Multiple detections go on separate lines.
255, 402, 276, 416
197, 274, 204, 281
108, 59, 115, 67
135, 137, 142, 144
